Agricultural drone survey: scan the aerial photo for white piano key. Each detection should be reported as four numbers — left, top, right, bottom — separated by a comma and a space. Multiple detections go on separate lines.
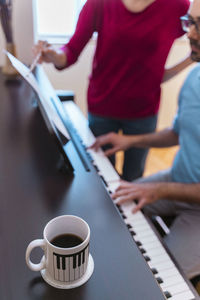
134, 229, 156, 240
154, 268, 181, 281
59, 269, 65, 282
124, 212, 146, 222
121, 201, 136, 211
69, 256, 75, 282
80, 259, 85, 278
122, 206, 140, 215
147, 253, 171, 264
107, 181, 121, 193
170, 290, 195, 300
143, 246, 167, 258
160, 274, 185, 288
135, 234, 159, 244
74, 268, 80, 280
170, 282, 191, 294
64, 257, 70, 282
84, 247, 89, 273
125, 220, 146, 229
132, 225, 152, 234
148, 260, 176, 271
140, 240, 164, 251
132, 228, 158, 241
53, 255, 59, 281
124, 218, 148, 229
128, 220, 151, 230
152, 266, 180, 278
74, 255, 81, 280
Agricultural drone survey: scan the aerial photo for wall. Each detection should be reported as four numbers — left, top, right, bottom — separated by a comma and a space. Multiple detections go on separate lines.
0, 0, 34, 65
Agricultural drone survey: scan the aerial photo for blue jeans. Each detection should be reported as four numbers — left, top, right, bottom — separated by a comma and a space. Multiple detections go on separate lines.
88, 113, 157, 181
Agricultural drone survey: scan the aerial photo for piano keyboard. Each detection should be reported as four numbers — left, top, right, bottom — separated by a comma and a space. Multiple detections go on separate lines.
63, 101, 197, 300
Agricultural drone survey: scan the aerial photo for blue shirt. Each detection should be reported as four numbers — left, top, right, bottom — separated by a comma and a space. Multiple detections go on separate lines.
172, 64, 200, 183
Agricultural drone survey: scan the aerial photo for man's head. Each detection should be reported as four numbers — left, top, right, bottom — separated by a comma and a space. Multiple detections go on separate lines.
186, 0, 200, 62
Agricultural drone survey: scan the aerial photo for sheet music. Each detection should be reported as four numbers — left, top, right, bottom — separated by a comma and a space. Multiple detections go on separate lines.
6, 52, 70, 140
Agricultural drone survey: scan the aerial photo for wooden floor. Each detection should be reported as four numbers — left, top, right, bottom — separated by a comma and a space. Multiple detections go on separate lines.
116, 146, 179, 178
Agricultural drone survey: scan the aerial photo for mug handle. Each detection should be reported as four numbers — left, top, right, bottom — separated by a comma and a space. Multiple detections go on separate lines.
25, 239, 46, 271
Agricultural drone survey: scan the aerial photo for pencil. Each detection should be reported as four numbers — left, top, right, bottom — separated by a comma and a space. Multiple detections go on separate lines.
26, 52, 41, 76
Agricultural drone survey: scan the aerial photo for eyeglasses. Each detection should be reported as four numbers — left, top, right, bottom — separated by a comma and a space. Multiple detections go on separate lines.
180, 14, 200, 34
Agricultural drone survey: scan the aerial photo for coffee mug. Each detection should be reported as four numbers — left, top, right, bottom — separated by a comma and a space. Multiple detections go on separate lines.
25, 215, 94, 289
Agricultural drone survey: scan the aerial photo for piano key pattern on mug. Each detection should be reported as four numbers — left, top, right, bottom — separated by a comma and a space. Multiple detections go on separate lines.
53, 244, 89, 282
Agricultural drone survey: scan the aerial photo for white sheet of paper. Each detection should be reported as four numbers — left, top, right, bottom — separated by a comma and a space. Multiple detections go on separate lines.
6, 52, 70, 140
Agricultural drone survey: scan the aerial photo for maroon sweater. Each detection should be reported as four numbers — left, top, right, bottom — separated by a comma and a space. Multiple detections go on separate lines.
61, 0, 189, 119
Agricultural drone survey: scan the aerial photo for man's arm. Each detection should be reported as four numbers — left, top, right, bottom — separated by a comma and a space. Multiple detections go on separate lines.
162, 54, 193, 83
90, 128, 179, 156
113, 181, 200, 213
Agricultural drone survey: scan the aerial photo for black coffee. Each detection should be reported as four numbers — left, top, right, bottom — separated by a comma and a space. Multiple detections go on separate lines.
50, 233, 83, 248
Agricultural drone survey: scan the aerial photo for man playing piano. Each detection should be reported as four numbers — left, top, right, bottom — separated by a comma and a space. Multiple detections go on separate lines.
91, 0, 200, 283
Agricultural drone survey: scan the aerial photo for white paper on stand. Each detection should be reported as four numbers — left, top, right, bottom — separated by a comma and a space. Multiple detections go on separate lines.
6, 52, 70, 140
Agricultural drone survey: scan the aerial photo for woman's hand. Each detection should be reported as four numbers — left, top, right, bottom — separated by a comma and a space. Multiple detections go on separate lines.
33, 40, 67, 68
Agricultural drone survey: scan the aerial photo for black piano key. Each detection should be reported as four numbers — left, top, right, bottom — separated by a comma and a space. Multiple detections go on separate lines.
136, 241, 142, 247
140, 248, 146, 254
78, 253, 82, 267
82, 250, 85, 264
62, 256, 66, 270
151, 268, 158, 275
100, 175, 108, 187
121, 214, 127, 219
116, 205, 123, 213
144, 255, 150, 262
56, 255, 60, 269
130, 230, 136, 236
164, 291, 172, 298
73, 255, 77, 269
93, 164, 100, 172
87, 153, 93, 162
156, 277, 163, 284
127, 224, 132, 229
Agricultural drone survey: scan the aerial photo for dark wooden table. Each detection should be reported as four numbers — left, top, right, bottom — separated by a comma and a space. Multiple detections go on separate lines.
0, 71, 165, 300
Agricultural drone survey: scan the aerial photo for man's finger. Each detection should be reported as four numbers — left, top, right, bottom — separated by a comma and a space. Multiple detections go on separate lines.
115, 183, 134, 192
132, 198, 146, 214
104, 147, 119, 156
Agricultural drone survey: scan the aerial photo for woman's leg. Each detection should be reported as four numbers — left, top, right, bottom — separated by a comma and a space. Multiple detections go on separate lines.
88, 113, 120, 166
122, 115, 157, 181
